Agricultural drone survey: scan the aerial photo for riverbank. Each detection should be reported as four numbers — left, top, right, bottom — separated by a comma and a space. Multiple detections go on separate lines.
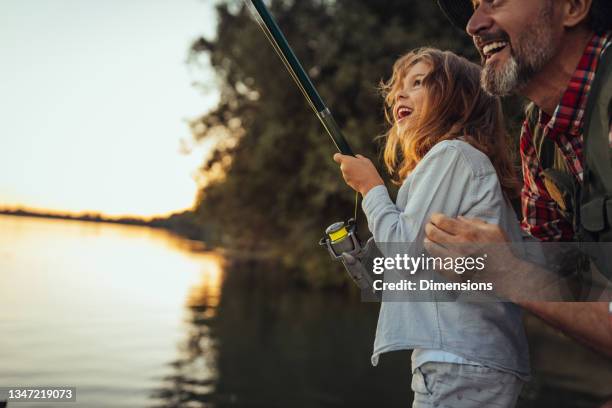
0, 207, 208, 241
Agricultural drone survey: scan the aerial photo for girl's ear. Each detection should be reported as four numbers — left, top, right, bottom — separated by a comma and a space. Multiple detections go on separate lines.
562, 0, 593, 28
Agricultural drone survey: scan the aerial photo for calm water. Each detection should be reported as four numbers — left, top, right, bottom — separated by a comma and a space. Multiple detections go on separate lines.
0, 215, 611, 407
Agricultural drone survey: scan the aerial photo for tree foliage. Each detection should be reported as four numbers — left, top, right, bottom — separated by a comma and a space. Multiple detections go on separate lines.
188, 0, 523, 287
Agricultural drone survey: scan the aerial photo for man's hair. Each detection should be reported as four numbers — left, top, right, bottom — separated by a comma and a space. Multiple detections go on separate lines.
379, 48, 520, 198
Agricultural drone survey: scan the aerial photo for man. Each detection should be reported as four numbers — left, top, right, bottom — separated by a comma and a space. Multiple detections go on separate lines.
428, 0, 612, 357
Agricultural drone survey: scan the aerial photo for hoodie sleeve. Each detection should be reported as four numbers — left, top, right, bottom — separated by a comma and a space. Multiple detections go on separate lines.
361, 143, 476, 246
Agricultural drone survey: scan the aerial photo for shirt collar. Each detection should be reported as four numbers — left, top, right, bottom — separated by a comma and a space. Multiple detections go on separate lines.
542, 31, 611, 137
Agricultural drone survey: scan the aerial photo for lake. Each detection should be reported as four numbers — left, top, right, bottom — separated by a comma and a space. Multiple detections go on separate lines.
0, 215, 611, 407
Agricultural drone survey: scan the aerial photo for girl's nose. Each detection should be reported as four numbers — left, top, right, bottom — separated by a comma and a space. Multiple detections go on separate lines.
395, 90, 408, 103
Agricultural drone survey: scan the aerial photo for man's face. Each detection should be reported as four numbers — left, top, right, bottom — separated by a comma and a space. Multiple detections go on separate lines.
467, 0, 561, 96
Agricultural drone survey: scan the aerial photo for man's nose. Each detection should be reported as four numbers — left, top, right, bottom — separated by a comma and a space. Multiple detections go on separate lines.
466, 5, 493, 36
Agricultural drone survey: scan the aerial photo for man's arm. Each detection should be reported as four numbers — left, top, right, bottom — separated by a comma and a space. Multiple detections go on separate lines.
424, 213, 612, 357
521, 302, 612, 358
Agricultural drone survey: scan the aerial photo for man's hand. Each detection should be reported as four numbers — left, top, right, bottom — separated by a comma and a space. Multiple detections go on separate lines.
333, 153, 384, 196
423, 213, 525, 300
424, 213, 509, 247
423, 217, 612, 356
424, 213, 515, 267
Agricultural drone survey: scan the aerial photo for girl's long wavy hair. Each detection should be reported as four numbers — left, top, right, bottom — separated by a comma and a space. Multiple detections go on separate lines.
380, 47, 520, 198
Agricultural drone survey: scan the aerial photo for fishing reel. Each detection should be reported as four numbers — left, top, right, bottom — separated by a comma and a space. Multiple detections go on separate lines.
319, 218, 380, 296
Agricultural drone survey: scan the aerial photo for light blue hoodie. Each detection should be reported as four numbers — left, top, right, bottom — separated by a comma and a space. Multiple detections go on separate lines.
362, 139, 530, 380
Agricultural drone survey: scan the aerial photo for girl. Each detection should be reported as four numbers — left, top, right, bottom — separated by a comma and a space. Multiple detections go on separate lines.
333, 48, 529, 407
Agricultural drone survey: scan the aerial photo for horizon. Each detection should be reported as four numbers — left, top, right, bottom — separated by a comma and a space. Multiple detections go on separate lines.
0, 204, 181, 221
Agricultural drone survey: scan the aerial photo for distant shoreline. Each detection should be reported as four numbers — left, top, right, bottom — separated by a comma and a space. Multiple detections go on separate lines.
0, 208, 209, 242
0, 208, 152, 226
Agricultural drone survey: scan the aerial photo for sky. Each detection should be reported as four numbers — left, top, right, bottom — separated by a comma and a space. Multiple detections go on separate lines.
0, 0, 220, 217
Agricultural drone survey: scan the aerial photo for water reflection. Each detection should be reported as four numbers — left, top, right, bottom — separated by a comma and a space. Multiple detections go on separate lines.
150, 260, 412, 407
149, 254, 224, 407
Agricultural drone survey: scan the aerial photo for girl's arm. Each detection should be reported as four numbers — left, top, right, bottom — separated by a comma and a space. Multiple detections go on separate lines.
362, 143, 479, 246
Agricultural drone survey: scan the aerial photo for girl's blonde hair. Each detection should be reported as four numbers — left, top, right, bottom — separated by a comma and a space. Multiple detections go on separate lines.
380, 47, 520, 198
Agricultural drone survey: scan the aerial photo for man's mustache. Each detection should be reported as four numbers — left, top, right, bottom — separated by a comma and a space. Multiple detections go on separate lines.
474, 31, 511, 46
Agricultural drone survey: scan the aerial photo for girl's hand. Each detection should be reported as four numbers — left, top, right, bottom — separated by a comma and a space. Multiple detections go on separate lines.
333, 153, 384, 196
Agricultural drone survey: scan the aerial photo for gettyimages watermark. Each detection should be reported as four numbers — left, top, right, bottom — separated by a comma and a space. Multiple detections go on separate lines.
357, 242, 612, 303
371, 253, 492, 292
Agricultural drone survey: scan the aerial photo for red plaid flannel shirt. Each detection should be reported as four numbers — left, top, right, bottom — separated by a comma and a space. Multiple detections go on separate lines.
520, 32, 611, 242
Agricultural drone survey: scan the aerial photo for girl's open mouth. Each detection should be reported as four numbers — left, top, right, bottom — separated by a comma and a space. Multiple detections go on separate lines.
396, 106, 413, 122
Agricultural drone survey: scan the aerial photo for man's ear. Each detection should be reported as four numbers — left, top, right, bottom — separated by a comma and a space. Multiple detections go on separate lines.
562, 0, 593, 29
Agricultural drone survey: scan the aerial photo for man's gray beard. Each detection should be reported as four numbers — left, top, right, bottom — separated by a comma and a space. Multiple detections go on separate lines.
481, 55, 521, 96
480, 37, 555, 96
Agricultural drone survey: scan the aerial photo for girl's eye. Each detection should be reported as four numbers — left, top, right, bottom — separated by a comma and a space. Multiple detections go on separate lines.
413, 79, 422, 87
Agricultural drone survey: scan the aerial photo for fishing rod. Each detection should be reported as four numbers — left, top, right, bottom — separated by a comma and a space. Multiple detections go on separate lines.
246, 0, 380, 298
245, 0, 354, 156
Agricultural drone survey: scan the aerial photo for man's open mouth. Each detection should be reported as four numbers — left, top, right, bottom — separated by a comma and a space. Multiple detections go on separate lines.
482, 41, 509, 61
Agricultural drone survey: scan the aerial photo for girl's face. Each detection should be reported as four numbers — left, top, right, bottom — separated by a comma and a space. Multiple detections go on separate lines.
393, 60, 431, 130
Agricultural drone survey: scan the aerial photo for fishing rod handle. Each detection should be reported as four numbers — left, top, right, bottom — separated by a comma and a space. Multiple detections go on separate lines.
319, 108, 354, 156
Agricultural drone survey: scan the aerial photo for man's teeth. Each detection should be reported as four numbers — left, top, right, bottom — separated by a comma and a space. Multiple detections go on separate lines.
483, 41, 508, 57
